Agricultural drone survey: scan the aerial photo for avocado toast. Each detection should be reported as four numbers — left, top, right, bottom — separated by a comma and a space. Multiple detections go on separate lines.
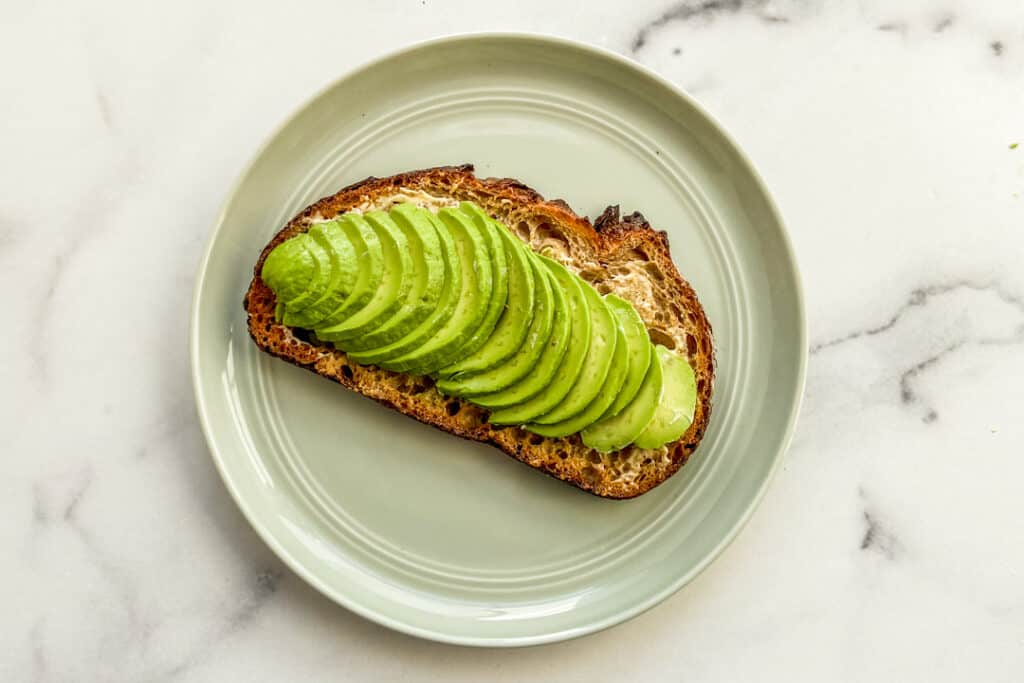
245, 165, 713, 498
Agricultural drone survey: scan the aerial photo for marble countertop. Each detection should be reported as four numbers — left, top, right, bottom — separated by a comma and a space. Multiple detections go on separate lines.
3, 0, 1023, 680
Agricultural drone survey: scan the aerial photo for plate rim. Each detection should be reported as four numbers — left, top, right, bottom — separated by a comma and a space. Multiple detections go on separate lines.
189, 30, 808, 647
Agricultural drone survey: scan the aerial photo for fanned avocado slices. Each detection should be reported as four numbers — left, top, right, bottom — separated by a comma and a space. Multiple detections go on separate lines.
280, 221, 358, 328
529, 281, 617, 425
436, 254, 556, 398
380, 204, 497, 375
487, 258, 591, 425
581, 347, 664, 453
524, 297, 629, 438
311, 214, 383, 329
597, 295, 652, 420
345, 210, 462, 367
436, 203, 533, 380
316, 210, 413, 343
340, 203, 446, 352
259, 201, 697, 451
466, 260, 572, 410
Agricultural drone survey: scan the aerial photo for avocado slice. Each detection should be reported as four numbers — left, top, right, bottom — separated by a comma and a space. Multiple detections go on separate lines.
436, 207, 534, 380
345, 211, 462, 368
316, 211, 413, 343
436, 254, 557, 398
529, 281, 617, 425
524, 299, 629, 438
262, 234, 326, 311
380, 205, 495, 375
487, 258, 592, 425
339, 203, 446, 352
280, 221, 359, 328
633, 346, 697, 449
311, 214, 383, 329
581, 346, 664, 452
598, 296, 652, 420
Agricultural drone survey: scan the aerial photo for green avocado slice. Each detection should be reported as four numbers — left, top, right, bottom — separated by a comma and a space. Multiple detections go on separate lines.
598, 296, 652, 420
311, 214, 383, 329
487, 258, 591, 425
529, 281, 617, 425
262, 234, 327, 311
436, 254, 557, 398
524, 299, 629, 438
581, 346, 664, 452
345, 211, 462, 368
633, 346, 697, 449
436, 206, 533, 380
280, 221, 358, 328
380, 205, 495, 375
316, 210, 413, 343
339, 203, 446, 352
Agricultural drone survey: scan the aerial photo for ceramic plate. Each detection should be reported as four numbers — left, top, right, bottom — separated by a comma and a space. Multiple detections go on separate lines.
191, 33, 805, 646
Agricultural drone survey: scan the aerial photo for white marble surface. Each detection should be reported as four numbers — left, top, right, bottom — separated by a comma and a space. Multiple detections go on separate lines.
3, 0, 1023, 680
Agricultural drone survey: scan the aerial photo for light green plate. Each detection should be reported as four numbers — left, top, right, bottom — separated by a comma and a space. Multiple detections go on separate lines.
190, 33, 806, 647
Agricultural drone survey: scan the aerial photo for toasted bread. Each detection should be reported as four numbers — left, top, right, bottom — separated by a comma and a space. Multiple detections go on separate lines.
244, 165, 713, 498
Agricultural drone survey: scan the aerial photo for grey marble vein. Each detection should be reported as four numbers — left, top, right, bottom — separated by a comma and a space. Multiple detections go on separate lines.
630, 0, 776, 53
32, 466, 93, 525
150, 568, 287, 682
933, 15, 955, 33
860, 510, 899, 559
31, 621, 46, 683
898, 340, 963, 408
31, 212, 114, 380
811, 281, 1024, 355
231, 569, 284, 627
812, 280, 1024, 422
31, 239, 78, 380
858, 488, 900, 560
94, 86, 113, 128
32, 465, 153, 649
876, 21, 908, 35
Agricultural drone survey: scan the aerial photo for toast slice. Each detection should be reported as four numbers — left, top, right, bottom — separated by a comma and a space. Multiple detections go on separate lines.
244, 165, 714, 498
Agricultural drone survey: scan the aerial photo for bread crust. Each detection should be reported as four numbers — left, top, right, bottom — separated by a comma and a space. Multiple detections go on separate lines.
244, 165, 713, 498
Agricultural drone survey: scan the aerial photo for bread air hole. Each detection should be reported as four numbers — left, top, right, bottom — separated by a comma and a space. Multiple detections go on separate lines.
533, 221, 570, 253
648, 328, 675, 350
686, 333, 698, 355
410, 379, 432, 394
514, 221, 531, 241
